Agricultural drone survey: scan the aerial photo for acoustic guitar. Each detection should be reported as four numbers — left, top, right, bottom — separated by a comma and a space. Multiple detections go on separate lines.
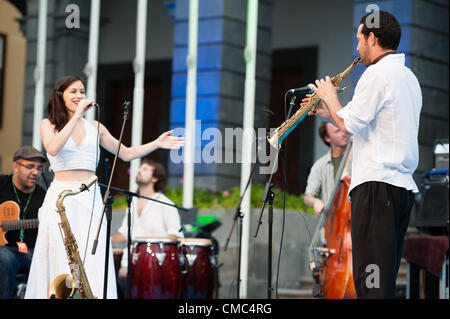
0, 201, 39, 246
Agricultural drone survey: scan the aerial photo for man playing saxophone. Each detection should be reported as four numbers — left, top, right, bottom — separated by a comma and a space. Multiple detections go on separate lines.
303, 11, 422, 299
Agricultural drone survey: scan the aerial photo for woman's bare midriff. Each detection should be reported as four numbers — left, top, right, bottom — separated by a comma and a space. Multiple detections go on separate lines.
53, 169, 96, 182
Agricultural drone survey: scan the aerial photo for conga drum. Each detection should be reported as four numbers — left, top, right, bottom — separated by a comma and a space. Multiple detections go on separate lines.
129, 237, 182, 299
179, 238, 216, 299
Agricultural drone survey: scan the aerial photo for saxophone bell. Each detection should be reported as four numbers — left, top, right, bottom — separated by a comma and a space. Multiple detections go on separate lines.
49, 274, 77, 299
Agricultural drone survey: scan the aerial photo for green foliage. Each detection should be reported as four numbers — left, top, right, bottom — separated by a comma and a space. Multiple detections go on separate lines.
112, 195, 129, 209
112, 184, 314, 214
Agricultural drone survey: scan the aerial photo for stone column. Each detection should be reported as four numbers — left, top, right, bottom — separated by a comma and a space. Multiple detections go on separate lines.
167, 0, 273, 191
21, 0, 91, 146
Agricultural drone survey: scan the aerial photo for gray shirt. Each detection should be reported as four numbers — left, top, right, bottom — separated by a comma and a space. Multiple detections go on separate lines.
305, 149, 352, 206
305, 150, 335, 206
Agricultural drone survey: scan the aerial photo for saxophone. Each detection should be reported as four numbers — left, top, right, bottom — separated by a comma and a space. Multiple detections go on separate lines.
267, 57, 361, 149
49, 175, 98, 299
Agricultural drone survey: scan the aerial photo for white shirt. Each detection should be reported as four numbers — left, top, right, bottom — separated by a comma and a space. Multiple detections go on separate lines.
118, 192, 183, 267
337, 53, 422, 196
118, 192, 183, 240
47, 118, 100, 172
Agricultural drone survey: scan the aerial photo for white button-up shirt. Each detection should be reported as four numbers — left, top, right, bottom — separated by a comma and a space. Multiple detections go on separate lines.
337, 53, 422, 196
118, 192, 183, 240
118, 192, 183, 267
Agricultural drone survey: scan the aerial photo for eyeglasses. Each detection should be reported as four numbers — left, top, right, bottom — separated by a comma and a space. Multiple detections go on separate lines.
16, 161, 45, 173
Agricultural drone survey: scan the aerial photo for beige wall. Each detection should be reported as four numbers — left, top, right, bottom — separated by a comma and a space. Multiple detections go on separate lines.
0, 0, 26, 174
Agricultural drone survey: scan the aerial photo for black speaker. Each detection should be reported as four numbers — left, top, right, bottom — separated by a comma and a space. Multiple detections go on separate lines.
415, 173, 449, 233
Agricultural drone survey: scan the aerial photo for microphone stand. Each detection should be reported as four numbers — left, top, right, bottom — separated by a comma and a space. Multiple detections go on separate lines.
253, 164, 276, 299
253, 95, 296, 299
91, 101, 130, 299
223, 148, 259, 299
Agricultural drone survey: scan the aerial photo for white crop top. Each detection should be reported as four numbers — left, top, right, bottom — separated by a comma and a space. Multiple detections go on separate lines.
47, 118, 100, 172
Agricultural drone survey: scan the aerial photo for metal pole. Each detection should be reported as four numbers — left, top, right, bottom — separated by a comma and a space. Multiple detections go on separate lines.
85, 0, 101, 121
129, 0, 148, 192
32, 0, 48, 150
182, 0, 198, 209
239, 0, 259, 299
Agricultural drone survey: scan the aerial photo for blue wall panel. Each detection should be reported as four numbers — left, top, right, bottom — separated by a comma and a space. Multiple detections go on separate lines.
170, 0, 226, 129
170, 71, 222, 98
353, 0, 413, 68
353, 0, 413, 28
170, 97, 220, 124
168, 0, 244, 181
174, 20, 224, 46
174, 0, 225, 22
173, 45, 223, 73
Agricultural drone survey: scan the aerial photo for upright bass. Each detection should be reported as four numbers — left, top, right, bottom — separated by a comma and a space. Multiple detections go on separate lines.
308, 141, 356, 299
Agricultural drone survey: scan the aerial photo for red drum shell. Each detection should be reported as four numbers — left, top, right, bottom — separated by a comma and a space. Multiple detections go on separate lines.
180, 238, 216, 299
129, 238, 182, 299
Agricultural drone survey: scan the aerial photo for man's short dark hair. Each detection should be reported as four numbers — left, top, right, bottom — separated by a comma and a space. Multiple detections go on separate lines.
141, 158, 167, 193
360, 11, 401, 51
319, 122, 330, 147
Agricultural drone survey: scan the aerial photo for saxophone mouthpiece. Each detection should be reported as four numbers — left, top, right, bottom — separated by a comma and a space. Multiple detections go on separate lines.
80, 175, 98, 192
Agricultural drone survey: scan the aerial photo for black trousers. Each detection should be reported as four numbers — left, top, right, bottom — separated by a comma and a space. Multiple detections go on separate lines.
350, 181, 414, 299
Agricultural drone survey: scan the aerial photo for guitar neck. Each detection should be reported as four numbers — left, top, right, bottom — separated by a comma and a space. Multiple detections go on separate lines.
1, 219, 39, 232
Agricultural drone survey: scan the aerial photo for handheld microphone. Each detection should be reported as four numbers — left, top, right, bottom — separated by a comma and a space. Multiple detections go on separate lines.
123, 101, 131, 111
122, 101, 131, 119
287, 84, 313, 95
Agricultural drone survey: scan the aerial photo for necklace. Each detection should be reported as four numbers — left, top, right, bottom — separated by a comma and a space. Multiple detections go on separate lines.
11, 176, 34, 242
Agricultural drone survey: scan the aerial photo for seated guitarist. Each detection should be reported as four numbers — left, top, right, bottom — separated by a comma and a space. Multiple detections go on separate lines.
0, 146, 47, 298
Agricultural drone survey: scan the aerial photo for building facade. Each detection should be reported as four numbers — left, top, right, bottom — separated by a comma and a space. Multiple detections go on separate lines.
0, 0, 448, 195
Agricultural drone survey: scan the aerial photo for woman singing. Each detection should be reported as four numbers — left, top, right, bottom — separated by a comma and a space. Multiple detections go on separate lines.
25, 75, 184, 298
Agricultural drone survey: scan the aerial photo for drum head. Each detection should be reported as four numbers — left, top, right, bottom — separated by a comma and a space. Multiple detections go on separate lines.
179, 238, 212, 246
133, 237, 179, 244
